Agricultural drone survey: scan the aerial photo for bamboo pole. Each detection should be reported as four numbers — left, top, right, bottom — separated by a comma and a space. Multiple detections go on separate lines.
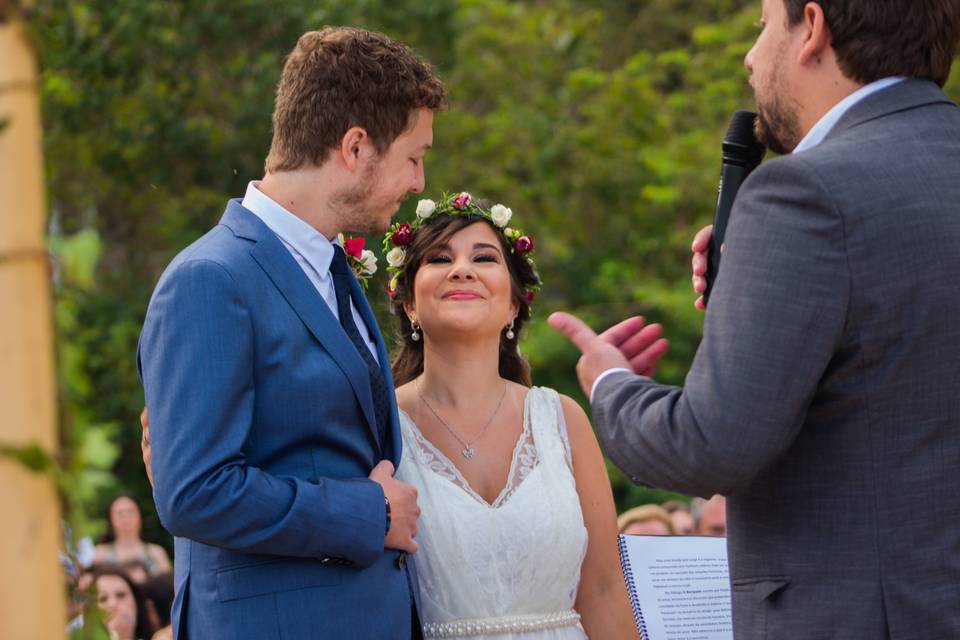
0, 3, 67, 637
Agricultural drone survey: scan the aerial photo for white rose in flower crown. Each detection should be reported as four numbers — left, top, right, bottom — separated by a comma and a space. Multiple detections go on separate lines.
360, 250, 378, 275
416, 199, 437, 219
386, 247, 406, 268
490, 204, 512, 227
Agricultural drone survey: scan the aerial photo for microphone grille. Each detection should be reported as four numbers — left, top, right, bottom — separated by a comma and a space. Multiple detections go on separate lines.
725, 110, 759, 147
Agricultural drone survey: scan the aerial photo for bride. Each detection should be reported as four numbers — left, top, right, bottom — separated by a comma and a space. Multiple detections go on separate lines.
383, 192, 644, 639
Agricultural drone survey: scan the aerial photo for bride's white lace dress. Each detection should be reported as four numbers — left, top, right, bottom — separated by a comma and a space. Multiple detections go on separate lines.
397, 386, 589, 639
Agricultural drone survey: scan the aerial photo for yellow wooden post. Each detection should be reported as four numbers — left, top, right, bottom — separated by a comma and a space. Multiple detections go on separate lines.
0, 3, 67, 637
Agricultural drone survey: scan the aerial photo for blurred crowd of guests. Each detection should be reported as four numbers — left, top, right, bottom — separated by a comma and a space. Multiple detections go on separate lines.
63, 494, 174, 640
618, 495, 726, 537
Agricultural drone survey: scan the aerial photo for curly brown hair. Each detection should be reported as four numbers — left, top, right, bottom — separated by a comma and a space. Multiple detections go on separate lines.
782, 0, 960, 86
389, 214, 541, 387
265, 27, 446, 173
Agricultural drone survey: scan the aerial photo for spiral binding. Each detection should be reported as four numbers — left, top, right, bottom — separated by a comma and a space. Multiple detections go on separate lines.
618, 534, 650, 640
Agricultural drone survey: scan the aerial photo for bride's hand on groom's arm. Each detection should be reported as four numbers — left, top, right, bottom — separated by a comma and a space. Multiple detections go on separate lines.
369, 460, 420, 554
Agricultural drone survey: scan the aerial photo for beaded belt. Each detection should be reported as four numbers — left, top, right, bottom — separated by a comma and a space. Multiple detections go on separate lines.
423, 610, 581, 637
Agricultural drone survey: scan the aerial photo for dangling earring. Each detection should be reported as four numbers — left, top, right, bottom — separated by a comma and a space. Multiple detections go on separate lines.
411, 321, 421, 342
505, 319, 516, 340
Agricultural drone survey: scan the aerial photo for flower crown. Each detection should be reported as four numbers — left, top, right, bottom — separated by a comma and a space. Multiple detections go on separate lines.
382, 191, 540, 303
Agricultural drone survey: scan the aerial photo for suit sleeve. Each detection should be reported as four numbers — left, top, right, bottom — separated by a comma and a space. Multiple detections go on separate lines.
138, 258, 385, 566
592, 157, 850, 497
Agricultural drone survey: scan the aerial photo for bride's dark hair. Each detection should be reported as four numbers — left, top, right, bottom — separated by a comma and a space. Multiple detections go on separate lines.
389, 212, 540, 387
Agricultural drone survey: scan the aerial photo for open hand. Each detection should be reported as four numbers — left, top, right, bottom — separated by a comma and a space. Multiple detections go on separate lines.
548, 313, 669, 399
369, 460, 420, 554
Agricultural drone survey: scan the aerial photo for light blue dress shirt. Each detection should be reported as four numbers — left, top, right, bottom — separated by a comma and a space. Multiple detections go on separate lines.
241, 181, 378, 360
793, 77, 904, 153
590, 77, 904, 402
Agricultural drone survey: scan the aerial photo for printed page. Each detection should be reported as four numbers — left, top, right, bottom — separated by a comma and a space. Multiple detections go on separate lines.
620, 535, 733, 640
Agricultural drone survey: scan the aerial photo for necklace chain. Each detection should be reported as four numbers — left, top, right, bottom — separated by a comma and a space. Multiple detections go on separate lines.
415, 378, 507, 459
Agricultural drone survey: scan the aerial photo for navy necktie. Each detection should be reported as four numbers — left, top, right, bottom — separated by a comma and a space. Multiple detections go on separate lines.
330, 245, 390, 449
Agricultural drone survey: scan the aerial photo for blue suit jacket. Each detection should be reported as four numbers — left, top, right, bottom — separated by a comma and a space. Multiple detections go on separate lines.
138, 200, 420, 639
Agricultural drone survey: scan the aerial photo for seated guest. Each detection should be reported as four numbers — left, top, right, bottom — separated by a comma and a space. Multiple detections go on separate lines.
140, 572, 174, 640
93, 567, 155, 640
617, 504, 675, 536
119, 558, 150, 584
661, 499, 694, 535
93, 494, 171, 578
691, 495, 727, 537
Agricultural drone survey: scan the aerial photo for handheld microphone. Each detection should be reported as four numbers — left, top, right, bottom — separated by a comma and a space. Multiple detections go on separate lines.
703, 110, 765, 306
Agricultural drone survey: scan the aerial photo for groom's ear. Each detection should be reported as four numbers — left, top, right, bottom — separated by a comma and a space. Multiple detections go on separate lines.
339, 127, 375, 171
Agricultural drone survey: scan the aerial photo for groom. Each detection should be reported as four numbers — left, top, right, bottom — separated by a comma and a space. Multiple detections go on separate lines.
552, 1, 960, 638
138, 28, 444, 639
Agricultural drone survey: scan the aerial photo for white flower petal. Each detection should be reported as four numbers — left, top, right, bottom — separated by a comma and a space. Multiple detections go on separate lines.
490, 204, 512, 227
416, 199, 437, 219
386, 247, 406, 268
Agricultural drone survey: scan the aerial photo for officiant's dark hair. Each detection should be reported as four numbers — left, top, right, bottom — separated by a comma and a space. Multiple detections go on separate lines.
265, 27, 445, 173
781, 0, 960, 87
389, 214, 540, 388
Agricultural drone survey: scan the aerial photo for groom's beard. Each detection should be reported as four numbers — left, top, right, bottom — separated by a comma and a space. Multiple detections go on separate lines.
331, 160, 399, 234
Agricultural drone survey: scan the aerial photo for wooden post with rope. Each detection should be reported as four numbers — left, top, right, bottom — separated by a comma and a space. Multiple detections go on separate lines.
0, 1, 67, 636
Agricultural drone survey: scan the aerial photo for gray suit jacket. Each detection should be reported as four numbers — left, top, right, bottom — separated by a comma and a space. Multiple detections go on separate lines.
593, 79, 960, 639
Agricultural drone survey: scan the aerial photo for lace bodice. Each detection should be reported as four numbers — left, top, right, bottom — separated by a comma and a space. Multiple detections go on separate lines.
397, 387, 589, 639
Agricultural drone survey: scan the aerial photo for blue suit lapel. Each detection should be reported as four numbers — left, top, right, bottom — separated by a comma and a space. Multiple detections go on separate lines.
220, 200, 382, 456
346, 270, 402, 467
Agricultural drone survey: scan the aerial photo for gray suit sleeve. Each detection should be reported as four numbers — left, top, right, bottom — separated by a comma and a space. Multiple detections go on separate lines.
593, 156, 849, 497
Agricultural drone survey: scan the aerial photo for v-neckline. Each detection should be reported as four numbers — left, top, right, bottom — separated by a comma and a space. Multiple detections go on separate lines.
399, 388, 537, 509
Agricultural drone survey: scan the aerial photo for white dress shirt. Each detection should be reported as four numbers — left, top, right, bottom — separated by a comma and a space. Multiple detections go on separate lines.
590, 77, 905, 402
241, 181, 378, 361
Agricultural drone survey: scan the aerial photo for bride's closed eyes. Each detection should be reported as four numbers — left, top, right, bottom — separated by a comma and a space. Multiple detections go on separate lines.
424, 243, 504, 265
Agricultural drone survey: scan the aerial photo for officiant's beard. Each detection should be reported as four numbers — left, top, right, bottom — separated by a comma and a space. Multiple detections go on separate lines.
751, 42, 803, 155
331, 159, 402, 234
755, 94, 802, 156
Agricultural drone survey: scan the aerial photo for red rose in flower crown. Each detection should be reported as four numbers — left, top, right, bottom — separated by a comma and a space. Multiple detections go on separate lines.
514, 236, 534, 254
451, 192, 471, 209
391, 223, 413, 246
525, 290, 536, 304
343, 236, 366, 259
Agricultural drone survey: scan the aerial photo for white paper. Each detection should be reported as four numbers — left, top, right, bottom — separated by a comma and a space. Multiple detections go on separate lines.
620, 535, 733, 640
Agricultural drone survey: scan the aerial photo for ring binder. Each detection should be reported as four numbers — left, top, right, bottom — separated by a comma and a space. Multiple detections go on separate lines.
618, 534, 649, 640
617, 533, 732, 640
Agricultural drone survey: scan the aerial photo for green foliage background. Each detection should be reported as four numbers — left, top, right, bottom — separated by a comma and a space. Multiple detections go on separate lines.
28, 0, 960, 547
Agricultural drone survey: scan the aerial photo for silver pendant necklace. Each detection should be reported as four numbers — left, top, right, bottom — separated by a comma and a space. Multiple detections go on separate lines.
416, 378, 507, 458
